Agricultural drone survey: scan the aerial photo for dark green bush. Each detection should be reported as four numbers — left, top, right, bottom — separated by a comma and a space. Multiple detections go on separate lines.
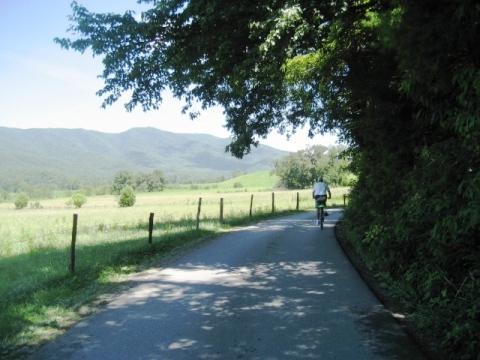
119, 187, 136, 207
14, 193, 29, 209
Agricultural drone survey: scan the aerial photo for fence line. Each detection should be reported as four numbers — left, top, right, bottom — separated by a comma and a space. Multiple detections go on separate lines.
66, 192, 303, 271
2, 190, 347, 258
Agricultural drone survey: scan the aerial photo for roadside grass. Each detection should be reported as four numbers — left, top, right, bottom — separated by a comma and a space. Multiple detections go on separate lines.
0, 184, 349, 359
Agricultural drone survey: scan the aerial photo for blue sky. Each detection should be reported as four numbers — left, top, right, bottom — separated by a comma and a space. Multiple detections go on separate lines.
0, 0, 337, 152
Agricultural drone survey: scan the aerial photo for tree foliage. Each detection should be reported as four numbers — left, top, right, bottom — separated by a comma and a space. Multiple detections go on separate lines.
118, 187, 136, 207
136, 169, 166, 192
111, 170, 135, 195
57, 1, 480, 357
272, 145, 351, 189
13, 193, 29, 209
55, 0, 349, 157
71, 192, 87, 208
112, 169, 165, 194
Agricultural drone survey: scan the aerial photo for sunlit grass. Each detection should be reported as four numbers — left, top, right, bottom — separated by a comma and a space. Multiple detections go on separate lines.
0, 187, 348, 256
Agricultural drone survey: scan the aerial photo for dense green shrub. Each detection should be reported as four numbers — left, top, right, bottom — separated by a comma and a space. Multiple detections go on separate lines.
14, 193, 29, 209
118, 187, 136, 207
72, 192, 87, 208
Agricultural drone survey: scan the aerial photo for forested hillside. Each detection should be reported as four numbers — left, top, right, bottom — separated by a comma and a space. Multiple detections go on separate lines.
0, 127, 287, 191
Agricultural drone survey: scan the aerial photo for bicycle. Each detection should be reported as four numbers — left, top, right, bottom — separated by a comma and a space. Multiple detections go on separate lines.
315, 196, 327, 229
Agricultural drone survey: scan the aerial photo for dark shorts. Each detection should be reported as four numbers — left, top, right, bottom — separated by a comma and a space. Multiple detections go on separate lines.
315, 195, 327, 206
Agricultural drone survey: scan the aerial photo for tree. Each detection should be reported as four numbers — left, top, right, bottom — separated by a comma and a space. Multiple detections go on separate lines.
71, 192, 87, 208
113, 169, 165, 194
119, 187, 136, 207
134, 172, 149, 192
272, 145, 350, 189
272, 149, 317, 189
14, 193, 29, 209
138, 169, 166, 192
55, 1, 355, 157
111, 170, 135, 195
135, 170, 166, 192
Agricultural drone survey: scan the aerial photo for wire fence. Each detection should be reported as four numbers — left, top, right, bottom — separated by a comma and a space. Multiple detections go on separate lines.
0, 190, 325, 258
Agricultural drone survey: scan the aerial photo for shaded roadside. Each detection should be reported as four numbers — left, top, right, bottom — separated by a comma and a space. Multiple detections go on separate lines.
334, 221, 447, 360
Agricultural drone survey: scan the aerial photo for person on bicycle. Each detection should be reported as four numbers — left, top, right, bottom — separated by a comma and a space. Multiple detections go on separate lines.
312, 176, 331, 216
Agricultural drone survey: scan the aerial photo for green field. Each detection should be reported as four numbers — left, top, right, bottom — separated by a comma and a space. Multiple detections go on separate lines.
0, 172, 349, 358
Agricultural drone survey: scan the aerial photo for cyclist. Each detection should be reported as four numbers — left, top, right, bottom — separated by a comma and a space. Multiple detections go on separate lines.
312, 176, 331, 217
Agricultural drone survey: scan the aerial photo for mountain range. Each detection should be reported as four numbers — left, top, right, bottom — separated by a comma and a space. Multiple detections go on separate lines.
0, 127, 288, 190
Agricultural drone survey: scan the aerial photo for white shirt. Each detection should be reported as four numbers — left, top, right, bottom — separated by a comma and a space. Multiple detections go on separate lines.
313, 181, 330, 196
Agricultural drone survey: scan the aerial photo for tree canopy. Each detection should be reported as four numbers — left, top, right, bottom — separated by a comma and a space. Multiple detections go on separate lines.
55, 0, 360, 157
112, 169, 166, 194
57, 1, 480, 357
272, 145, 351, 189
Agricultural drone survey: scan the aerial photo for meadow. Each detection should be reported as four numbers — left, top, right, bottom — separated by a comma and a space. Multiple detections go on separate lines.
0, 172, 348, 358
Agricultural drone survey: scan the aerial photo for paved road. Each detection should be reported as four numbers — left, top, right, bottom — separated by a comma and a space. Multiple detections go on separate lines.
29, 209, 426, 359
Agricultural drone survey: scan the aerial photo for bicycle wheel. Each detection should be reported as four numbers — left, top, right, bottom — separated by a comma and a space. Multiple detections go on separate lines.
320, 207, 324, 229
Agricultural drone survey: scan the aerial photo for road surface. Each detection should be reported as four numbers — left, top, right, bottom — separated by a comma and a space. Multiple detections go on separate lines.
28, 209, 426, 359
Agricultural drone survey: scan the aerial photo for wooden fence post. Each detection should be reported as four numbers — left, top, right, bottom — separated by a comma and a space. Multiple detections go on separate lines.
249, 194, 254, 218
70, 214, 78, 274
220, 198, 224, 224
148, 213, 154, 244
272, 192, 275, 213
196, 197, 202, 230
296, 192, 300, 210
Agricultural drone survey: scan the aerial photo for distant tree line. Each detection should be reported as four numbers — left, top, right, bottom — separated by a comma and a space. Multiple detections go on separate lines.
0, 169, 108, 193
0, 168, 112, 204
0, 167, 243, 204
0, 166, 248, 199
